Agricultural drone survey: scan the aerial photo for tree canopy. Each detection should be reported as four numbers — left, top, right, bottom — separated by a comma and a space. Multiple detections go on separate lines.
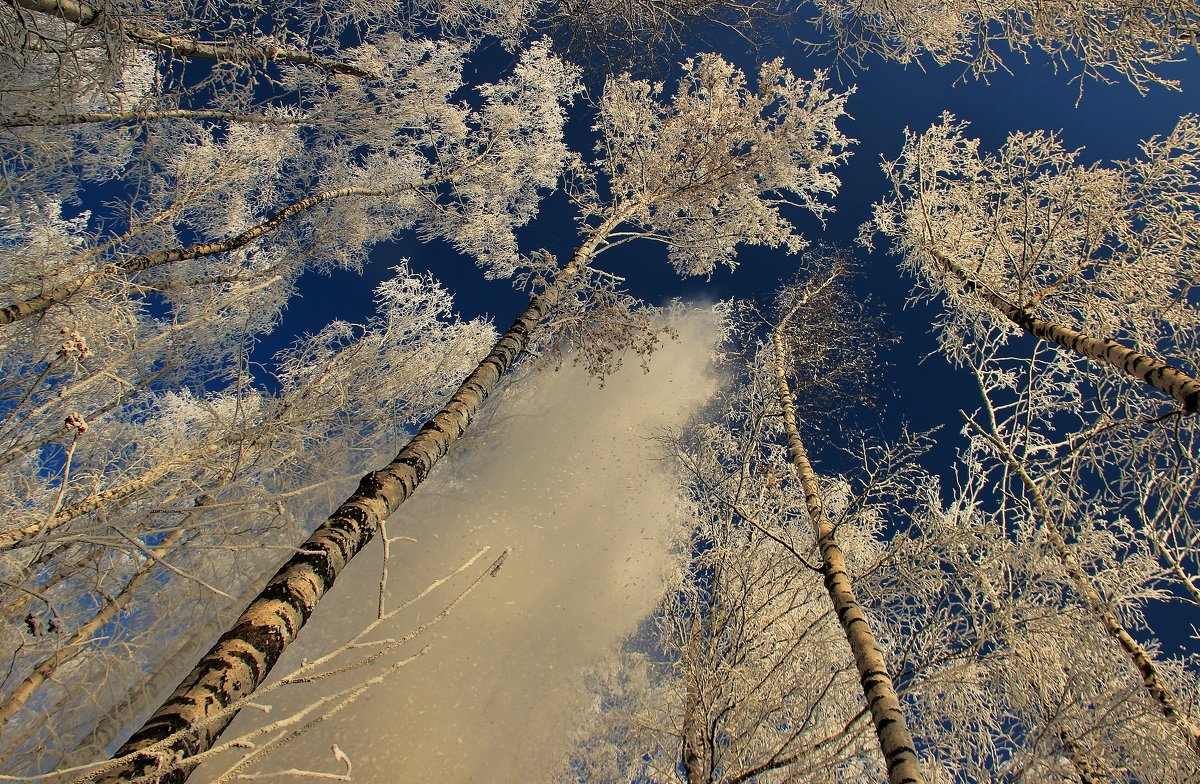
1, 1, 1199, 782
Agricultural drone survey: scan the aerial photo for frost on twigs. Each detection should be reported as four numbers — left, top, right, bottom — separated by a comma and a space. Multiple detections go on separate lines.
807, 0, 1199, 93
867, 113, 1200, 403
578, 54, 853, 278
516, 250, 673, 381
423, 39, 582, 279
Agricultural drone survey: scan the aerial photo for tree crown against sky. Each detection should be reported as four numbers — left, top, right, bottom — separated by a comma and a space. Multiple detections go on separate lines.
2, 1, 1200, 782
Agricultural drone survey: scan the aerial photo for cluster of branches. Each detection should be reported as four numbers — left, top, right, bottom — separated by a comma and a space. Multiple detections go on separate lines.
0, 0, 860, 775
2, 0, 1199, 780
570, 241, 1200, 782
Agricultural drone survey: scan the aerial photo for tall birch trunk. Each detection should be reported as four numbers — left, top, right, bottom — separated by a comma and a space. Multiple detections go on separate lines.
680, 609, 706, 784
967, 417, 1200, 753
8, 0, 377, 79
933, 250, 1200, 413
96, 217, 621, 783
771, 305, 925, 784
0, 178, 434, 326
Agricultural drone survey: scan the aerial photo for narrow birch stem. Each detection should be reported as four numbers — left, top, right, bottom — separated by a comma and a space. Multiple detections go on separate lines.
1, 110, 316, 128
932, 249, 1200, 413
0, 437, 229, 551
962, 413, 1200, 753
0, 178, 434, 326
771, 305, 925, 784
6, 0, 378, 79
681, 608, 706, 784
1060, 730, 1100, 784
0, 527, 187, 726
98, 214, 624, 783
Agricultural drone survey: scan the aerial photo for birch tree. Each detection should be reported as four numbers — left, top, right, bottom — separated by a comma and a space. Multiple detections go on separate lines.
806, 0, 1200, 92
875, 484, 1200, 783
866, 113, 1200, 764
546, 0, 790, 76
95, 54, 853, 782
866, 113, 1200, 413
1, 38, 577, 324
0, 0, 537, 123
569, 373, 882, 783
948, 318, 1200, 757
768, 271, 924, 784
0, 265, 496, 774
569, 263, 933, 782
0, 41, 576, 565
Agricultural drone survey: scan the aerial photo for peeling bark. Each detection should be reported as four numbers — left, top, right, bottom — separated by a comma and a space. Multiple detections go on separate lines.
933, 249, 1200, 413
771, 305, 926, 784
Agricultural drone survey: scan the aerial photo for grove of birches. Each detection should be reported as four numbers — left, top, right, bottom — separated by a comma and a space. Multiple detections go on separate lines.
2, 0, 1200, 782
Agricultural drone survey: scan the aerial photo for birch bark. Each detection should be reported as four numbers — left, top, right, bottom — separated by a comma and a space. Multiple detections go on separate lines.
95, 215, 620, 783
934, 249, 1200, 413
771, 304, 925, 784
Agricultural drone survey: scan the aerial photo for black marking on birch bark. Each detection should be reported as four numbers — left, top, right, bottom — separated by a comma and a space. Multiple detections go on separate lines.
354, 471, 391, 500
126, 716, 183, 747
397, 455, 428, 483
224, 648, 263, 685
268, 554, 331, 601
257, 581, 316, 629
103, 258, 589, 779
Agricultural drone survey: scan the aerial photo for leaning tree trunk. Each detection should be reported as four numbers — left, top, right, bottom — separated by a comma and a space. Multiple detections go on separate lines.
9, 0, 377, 78
0, 176, 438, 326
95, 219, 619, 783
933, 249, 1200, 413
968, 417, 1200, 754
771, 306, 926, 784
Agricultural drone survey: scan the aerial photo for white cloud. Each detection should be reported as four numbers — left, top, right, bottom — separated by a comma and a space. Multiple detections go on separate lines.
196, 307, 723, 783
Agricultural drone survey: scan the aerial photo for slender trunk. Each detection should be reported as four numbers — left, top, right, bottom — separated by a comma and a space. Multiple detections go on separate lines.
681, 608, 706, 784
97, 219, 620, 783
0, 527, 186, 726
2, 109, 315, 128
0, 430, 237, 551
7, 0, 377, 79
933, 250, 1200, 413
0, 180, 430, 326
0, 545, 99, 618
968, 416, 1200, 752
771, 307, 925, 784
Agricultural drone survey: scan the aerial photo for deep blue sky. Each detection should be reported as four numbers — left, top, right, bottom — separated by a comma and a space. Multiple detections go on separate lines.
267, 26, 1200, 468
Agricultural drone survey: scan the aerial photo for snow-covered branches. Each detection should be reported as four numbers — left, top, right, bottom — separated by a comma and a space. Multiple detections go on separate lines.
807, 0, 1200, 92
582, 54, 853, 276
867, 113, 1200, 412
